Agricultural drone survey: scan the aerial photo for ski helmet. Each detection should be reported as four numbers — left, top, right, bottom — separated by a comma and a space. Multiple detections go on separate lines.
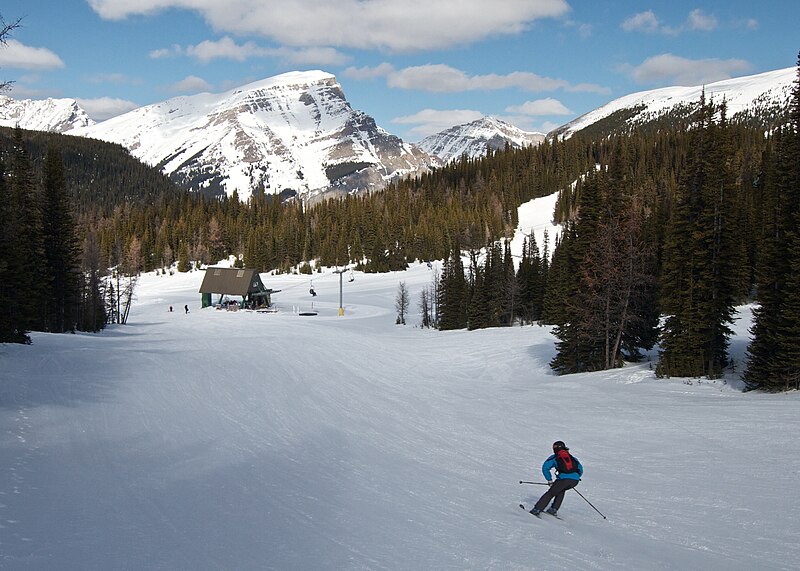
552, 441, 567, 451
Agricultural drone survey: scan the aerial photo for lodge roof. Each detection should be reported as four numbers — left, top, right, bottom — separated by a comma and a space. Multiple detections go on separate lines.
198, 267, 267, 296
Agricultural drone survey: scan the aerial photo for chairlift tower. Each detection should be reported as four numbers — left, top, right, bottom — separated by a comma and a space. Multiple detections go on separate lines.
333, 267, 348, 316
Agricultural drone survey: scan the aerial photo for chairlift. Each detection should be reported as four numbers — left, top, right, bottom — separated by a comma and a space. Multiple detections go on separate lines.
299, 301, 318, 316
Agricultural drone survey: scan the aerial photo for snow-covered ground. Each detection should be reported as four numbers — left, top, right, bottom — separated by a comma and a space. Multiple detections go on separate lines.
2, 215, 799, 569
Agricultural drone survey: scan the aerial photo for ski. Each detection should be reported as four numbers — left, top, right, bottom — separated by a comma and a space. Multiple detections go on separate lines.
519, 504, 561, 520
519, 504, 540, 517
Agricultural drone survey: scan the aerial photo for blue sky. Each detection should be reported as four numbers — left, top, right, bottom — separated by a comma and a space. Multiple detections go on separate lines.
1, 1, 797, 141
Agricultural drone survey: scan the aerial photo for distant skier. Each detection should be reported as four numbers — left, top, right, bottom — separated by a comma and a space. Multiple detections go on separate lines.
184, 304, 189, 314
529, 441, 583, 516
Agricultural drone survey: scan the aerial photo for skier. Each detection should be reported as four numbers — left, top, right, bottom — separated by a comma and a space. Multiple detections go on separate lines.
184, 304, 189, 314
529, 441, 583, 517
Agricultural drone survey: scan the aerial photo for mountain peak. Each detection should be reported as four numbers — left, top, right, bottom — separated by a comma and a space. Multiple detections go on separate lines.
223, 70, 339, 100
69, 71, 434, 201
0, 95, 95, 132
418, 116, 544, 163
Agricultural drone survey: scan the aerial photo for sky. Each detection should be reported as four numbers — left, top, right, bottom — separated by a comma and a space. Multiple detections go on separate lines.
2, 192, 799, 568
0, 1, 797, 141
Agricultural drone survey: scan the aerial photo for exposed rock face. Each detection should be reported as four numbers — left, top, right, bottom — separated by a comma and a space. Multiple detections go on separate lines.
0, 96, 95, 132
70, 71, 437, 201
418, 116, 544, 163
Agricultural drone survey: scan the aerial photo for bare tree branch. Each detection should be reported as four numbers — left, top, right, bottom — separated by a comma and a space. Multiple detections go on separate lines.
0, 14, 23, 92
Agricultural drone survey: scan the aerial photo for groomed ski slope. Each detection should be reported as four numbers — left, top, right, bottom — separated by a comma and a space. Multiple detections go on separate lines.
2, 258, 799, 568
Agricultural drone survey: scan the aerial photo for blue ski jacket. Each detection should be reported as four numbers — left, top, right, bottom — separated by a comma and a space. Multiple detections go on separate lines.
542, 453, 583, 481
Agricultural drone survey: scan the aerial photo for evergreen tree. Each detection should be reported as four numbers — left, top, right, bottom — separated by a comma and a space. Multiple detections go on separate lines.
537, 230, 550, 321
41, 146, 81, 332
499, 240, 517, 325
745, 52, 800, 391
658, 98, 738, 378
438, 244, 468, 330
0, 157, 26, 342
177, 240, 191, 272
466, 250, 490, 330
515, 236, 538, 324
549, 172, 606, 373
9, 127, 47, 334
542, 224, 577, 326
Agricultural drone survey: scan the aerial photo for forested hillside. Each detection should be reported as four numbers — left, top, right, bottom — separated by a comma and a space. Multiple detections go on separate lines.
0, 127, 181, 215
2, 57, 798, 391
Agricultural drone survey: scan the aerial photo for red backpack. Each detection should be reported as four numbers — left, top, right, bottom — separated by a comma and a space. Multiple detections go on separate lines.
555, 449, 579, 474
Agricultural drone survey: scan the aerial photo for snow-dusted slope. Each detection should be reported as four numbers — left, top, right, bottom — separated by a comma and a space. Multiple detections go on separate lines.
70, 71, 434, 201
555, 67, 795, 138
0, 95, 95, 132
419, 116, 544, 163
2, 241, 798, 568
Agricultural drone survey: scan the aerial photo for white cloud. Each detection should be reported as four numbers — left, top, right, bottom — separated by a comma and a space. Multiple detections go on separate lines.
0, 40, 64, 70
342, 63, 395, 81
168, 75, 214, 94
392, 108, 484, 139
149, 45, 179, 59
86, 73, 142, 85
267, 46, 350, 67
187, 37, 265, 63
377, 63, 607, 94
505, 98, 572, 116
77, 97, 140, 120
150, 39, 261, 62
626, 54, 752, 86
622, 9, 718, 35
686, 9, 717, 31
150, 37, 349, 66
621, 10, 660, 33
88, 0, 569, 52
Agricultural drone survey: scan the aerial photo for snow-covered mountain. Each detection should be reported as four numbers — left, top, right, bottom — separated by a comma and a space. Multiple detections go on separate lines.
419, 116, 545, 163
70, 71, 436, 201
555, 67, 795, 139
0, 95, 95, 132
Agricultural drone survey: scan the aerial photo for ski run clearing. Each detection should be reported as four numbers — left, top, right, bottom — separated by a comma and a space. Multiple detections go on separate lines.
2, 195, 799, 570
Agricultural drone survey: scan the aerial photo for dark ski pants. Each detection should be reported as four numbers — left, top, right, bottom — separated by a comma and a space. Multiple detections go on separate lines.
534, 478, 579, 512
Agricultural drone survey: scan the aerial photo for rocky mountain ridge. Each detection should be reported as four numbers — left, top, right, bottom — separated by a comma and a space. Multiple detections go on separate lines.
68, 71, 435, 201
0, 95, 95, 132
417, 116, 544, 163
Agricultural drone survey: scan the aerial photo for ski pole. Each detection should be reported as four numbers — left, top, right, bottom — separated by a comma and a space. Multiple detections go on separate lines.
571, 488, 607, 519
519, 480, 550, 485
